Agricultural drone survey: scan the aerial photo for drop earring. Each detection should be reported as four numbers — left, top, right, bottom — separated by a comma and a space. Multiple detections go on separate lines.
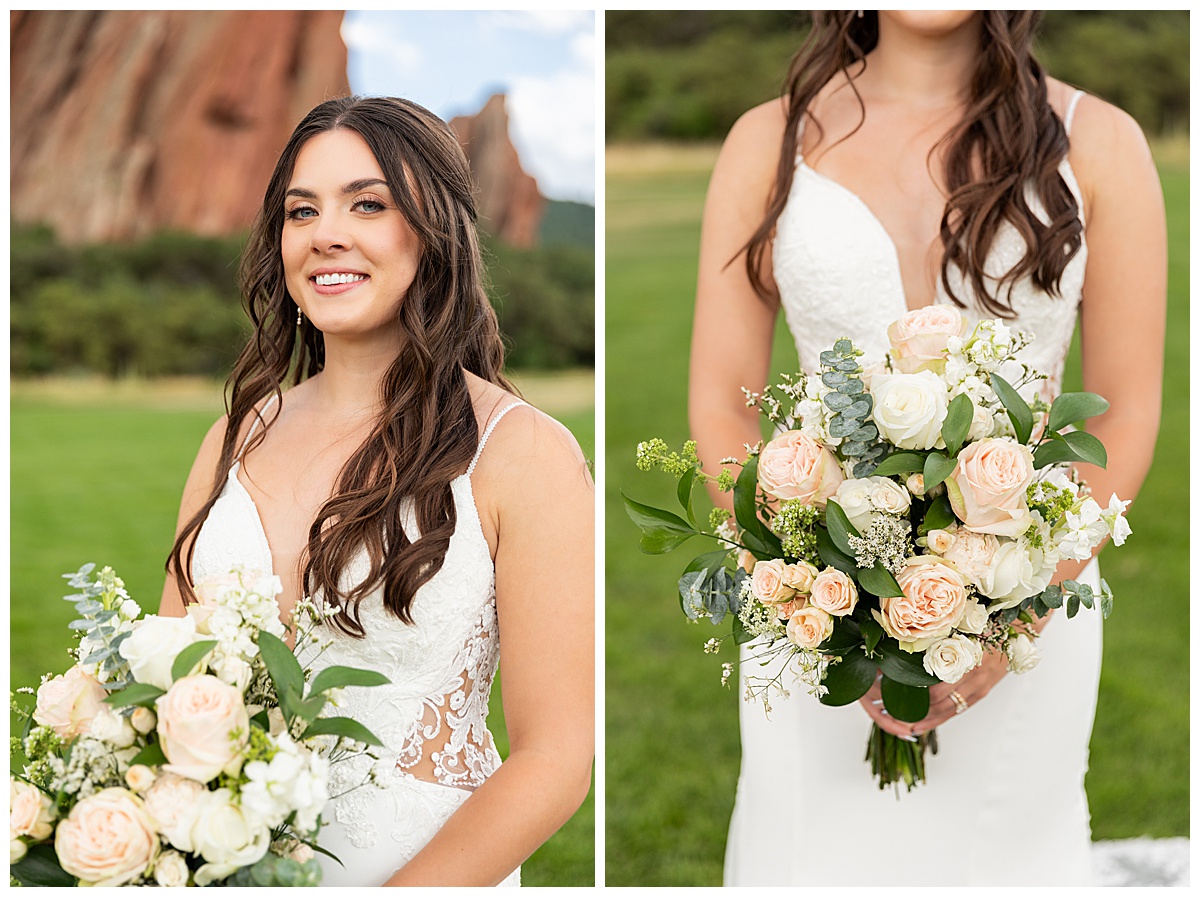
856, 9, 864, 18
297, 307, 303, 327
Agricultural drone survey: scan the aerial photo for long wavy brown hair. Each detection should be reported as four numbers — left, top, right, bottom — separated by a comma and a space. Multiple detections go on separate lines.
167, 96, 513, 636
744, 10, 1082, 317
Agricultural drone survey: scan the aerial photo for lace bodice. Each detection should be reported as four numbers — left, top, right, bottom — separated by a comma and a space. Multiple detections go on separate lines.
773, 91, 1088, 398
191, 399, 526, 861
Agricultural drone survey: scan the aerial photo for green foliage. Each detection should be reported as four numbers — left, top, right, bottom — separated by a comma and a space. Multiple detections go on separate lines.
11, 223, 594, 378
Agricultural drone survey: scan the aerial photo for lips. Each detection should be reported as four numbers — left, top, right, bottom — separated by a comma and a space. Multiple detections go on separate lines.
309, 269, 369, 295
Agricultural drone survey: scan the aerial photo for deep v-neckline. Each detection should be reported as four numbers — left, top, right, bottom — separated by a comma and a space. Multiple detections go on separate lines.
797, 161, 941, 314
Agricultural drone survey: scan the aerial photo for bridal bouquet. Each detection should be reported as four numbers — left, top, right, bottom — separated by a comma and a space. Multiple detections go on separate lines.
626, 307, 1129, 791
10, 564, 387, 887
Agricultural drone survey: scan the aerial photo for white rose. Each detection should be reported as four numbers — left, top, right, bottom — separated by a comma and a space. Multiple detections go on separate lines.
210, 655, 252, 692
956, 598, 990, 635
906, 473, 926, 497
966, 400, 995, 441
1006, 633, 1041, 674
124, 765, 156, 793
942, 528, 999, 591
88, 706, 137, 749
869, 476, 911, 516
926, 528, 955, 555
130, 707, 157, 735
118, 615, 200, 690
832, 478, 875, 533
10, 778, 56, 840
921, 633, 984, 684
11, 837, 26, 863
871, 370, 950, 450
189, 788, 271, 886
980, 540, 1041, 610
154, 849, 190, 887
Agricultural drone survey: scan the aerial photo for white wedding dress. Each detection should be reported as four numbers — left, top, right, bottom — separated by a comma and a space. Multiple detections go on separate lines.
191, 398, 525, 887
724, 91, 1103, 886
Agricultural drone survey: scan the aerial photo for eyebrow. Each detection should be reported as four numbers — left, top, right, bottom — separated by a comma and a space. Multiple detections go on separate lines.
285, 178, 391, 200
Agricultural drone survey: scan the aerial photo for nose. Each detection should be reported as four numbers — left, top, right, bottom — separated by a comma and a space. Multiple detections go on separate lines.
310, 209, 352, 254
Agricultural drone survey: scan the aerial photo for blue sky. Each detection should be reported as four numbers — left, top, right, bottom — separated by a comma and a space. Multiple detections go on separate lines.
341, 10, 595, 204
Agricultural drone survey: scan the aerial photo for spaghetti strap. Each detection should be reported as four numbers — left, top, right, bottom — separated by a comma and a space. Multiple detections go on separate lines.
237, 393, 279, 462
467, 400, 527, 475
1064, 89, 1085, 135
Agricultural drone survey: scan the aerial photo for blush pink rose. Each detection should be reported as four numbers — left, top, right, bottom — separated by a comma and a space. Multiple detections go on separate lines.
10, 778, 55, 841
54, 788, 159, 886
887, 306, 966, 373
156, 676, 249, 784
750, 559, 796, 605
757, 431, 844, 507
808, 568, 858, 617
33, 665, 107, 739
781, 561, 819, 594
786, 606, 834, 649
945, 438, 1035, 537
873, 556, 968, 650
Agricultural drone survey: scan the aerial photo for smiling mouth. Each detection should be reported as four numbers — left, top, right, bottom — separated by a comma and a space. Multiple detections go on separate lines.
313, 273, 368, 286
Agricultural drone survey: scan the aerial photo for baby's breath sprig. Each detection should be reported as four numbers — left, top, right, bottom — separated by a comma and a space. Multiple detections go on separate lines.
771, 500, 821, 565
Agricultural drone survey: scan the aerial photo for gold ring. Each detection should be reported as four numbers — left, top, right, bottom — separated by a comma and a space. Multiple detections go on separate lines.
950, 691, 969, 714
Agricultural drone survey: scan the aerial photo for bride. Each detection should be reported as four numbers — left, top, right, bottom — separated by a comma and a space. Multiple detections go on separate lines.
159, 96, 594, 886
690, 11, 1164, 886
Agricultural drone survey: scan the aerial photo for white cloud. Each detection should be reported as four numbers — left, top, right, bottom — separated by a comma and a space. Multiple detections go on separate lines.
486, 10, 594, 36
508, 72, 595, 203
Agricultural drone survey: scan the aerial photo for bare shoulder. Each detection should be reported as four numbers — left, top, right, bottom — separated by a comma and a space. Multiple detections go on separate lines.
1050, 78, 1157, 212
710, 97, 788, 191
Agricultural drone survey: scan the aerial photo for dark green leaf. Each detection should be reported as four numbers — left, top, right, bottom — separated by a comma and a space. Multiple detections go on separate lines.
919, 494, 955, 535
1033, 434, 1077, 468
877, 639, 940, 686
130, 741, 167, 767
941, 393, 974, 455
104, 683, 166, 708
860, 615, 885, 654
622, 492, 699, 554
733, 455, 767, 542
922, 452, 958, 492
991, 373, 1033, 445
871, 451, 926, 478
10, 843, 76, 887
1066, 594, 1081, 619
881, 676, 930, 723
676, 467, 698, 526
1047, 392, 1109, 434
302, 715, 384, 747
1062, 430, 1107, 468
818, 649, 877, 706
259, 631, 306, 709
294, 694, 328, 724
683, 549, 734, 577
857, 563, 904, 598
170, 639, 218, 682
1099, 579, 1114, 619
732, 613, 755, 645
308, 666, 390, 696
816, 526, 858, 576
820, 617, 863, 656
824, 500, 859, 556
1039, 583, 1064, 609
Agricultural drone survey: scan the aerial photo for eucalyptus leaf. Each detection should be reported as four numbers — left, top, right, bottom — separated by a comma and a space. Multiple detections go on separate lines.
990, 373, 1033, 445
852, 459, 878, 478
1047, 392, 1109, 434
834, 338, 854, 354
822, 371, 848, 388
828, 414, 861, 439
1066, 594, 1081, 619
818, 649, 877, 706
881, 676, 930, 723
857, 563, 904, 598
841, 440, 869, 457
824, 392, 853, 411
837, 380, 865, 396
846, 396, 873, 418
871, 451, 926, 478
836, 359, 860, 373
820, 350, 840, 367
1039, 583, 1064, 609
1099, 579, 1114, 619
850, 422, 878, 442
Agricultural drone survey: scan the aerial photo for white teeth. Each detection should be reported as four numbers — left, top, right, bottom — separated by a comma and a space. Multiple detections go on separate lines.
314, 273, 367, 286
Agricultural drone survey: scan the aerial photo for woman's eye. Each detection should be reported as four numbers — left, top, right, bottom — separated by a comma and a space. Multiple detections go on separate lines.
286, 206, 317, 221
355, 199, 384, 213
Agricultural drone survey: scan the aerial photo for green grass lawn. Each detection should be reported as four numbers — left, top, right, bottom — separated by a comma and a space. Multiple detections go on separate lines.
9, 374, 595, 887
604, 149, 1189, 885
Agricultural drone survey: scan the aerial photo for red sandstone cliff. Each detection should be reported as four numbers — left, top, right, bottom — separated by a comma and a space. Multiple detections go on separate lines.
10, 10, 351, 244
450, 94, 545, 248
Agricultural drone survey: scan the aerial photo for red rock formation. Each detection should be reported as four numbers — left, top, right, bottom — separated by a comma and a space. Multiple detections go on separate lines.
450, 94, 545, 248
10, 10, 350, 244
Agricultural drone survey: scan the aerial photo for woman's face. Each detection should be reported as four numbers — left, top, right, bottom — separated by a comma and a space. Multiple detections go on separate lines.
282, 128, 421, 344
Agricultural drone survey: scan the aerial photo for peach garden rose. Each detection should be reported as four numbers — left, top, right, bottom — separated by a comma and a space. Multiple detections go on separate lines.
786, 606, 834, 649
750, 558, 795, 605
757, 430, 844, 507
886, 306, 967, 373
33, 665, 107, 740
873, 555, 968, 651
808, 568, 858, 617
156, 676, 250, 784
53, 788, 159, 886
945, 437, 1035, 538
9, 778, 56, 842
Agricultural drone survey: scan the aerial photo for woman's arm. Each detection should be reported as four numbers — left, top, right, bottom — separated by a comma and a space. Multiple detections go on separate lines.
159, 415, 229, 617
862, 94, 1167, 737
384, 408, 595, 886
690, 100, 789, 510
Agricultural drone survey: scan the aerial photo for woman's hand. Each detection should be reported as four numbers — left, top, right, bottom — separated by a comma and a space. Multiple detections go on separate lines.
858, 647, 1010, 738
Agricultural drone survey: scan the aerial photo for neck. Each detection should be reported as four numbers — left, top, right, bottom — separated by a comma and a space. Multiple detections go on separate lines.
306, 328, 404, 418
863, 14, 982, 107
